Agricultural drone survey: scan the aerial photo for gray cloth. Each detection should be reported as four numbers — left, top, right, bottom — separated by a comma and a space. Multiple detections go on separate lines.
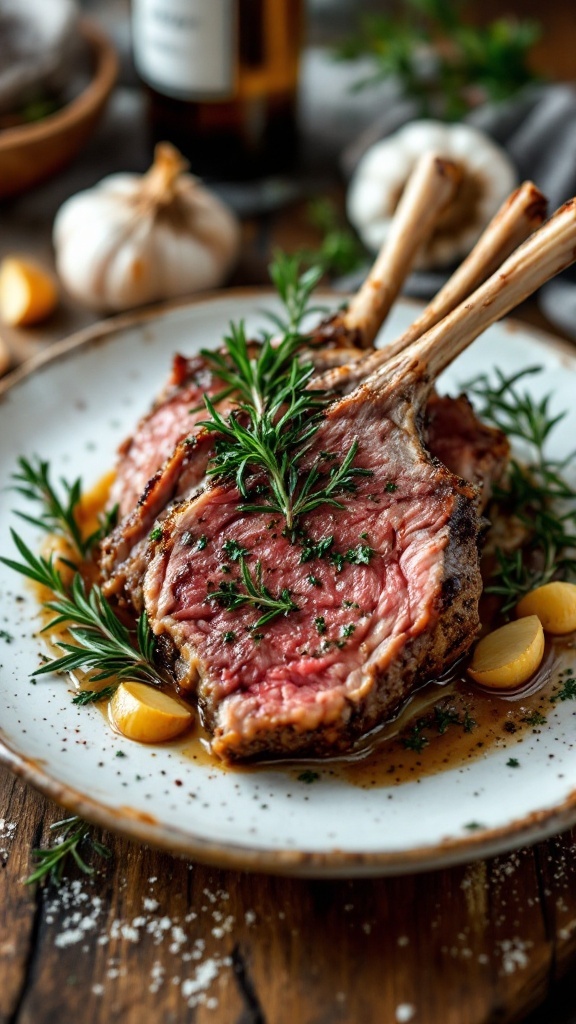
338, 83, 576, 339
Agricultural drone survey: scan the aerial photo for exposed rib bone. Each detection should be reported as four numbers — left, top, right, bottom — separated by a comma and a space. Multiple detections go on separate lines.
342, 153, 460, 347
387, 180, 547, 354
317, 182, 547, 395
365, 199, 576, 402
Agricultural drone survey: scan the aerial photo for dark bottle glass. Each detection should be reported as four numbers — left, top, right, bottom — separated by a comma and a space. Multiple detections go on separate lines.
132, 0, 303, 180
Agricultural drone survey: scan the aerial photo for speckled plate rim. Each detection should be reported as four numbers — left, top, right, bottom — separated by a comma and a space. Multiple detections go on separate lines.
2, 291, 576, 879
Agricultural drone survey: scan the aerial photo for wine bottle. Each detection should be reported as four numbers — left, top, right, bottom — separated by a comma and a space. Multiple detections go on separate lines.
132, 0, 303, 181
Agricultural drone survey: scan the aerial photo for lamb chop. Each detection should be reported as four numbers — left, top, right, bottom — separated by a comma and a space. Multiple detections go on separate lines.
142, 200, 576, 761
100, 154, 461, 603
100, 178, 543, 610
109, 153, 460, 521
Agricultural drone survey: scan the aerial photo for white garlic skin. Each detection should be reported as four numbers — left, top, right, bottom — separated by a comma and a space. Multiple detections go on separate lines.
347, 120, 517, 270
53, 151, 240, 312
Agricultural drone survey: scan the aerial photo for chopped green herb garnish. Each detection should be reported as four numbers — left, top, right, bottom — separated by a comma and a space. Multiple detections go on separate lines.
345, 544, 374, 566
307, 574, 323, 588
385, 482, 398, 493
222, 539, 249, 562
197, 535, 208, 551
433, 705, 461, 735
0, 628, 13, 643
149, 527, 163, 541
223, 631, 237, 643
507, 757, 520, 768
297, 770, 320, 784
341, 623, 356, 638
522, 710, 547, 726
300, 534, 334, 563
463, 710, 477, 733
402, 726, 428, 753
330, 551, 345, 573
315, 616, 327, 635
551, 676, 576, 702
402, 702, 476, 752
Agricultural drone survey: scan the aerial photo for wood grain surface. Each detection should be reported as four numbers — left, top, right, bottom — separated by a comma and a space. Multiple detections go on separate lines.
2, 764, 576, 1024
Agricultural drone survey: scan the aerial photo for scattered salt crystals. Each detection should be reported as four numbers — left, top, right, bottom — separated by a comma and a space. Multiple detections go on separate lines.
212, 915, 235, 940
149, 962, 165, 994
45, 881, 104, 948
181, 956, 231, 1009
497, 938, 532, 975
395, 1003, 416, 1022
245, 910, 256, 926
169, 925, 187, 954
0, 819, 17, 860
39, 874, 235, 1012
559, 918, 576, 940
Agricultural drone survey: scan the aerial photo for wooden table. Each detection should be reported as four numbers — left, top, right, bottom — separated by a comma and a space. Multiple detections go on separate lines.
2, 762, 576, 1024
3, 104, 576, 1024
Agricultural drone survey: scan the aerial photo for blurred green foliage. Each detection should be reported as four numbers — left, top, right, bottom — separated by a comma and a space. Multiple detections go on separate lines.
292, 199, 366, 279
337, 0, 540, 119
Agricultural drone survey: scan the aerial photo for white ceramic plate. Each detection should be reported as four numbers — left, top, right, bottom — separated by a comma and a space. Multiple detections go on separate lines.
1, 292, 576, 878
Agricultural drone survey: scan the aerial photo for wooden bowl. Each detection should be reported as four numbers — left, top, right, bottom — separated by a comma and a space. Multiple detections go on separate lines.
0, 19, 118, 200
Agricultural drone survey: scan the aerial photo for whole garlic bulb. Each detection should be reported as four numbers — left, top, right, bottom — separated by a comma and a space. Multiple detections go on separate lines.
53, 143, 240, 312
347, 120, 517, 270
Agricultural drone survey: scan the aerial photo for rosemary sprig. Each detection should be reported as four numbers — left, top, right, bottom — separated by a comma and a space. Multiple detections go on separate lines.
8, 455, 117, 559
0, 529, 162, 690
25, 816, 111, 886
207, 556, 298, 629
200, 294, 370, 534
266, 252, 326, 334
464, 367, 576, 612
72, 684, 119, 706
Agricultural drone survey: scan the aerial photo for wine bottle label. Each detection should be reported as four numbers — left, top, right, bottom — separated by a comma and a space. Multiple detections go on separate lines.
132, 0, 236, 99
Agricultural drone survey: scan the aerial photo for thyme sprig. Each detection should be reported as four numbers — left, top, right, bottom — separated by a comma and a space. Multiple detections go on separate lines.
464, 367, 576, 612
8, 456, 116, 559
200, 316, 370, 534
25, 816, 111, 886
0, 529, 162, 691
208, 556, 298, 629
